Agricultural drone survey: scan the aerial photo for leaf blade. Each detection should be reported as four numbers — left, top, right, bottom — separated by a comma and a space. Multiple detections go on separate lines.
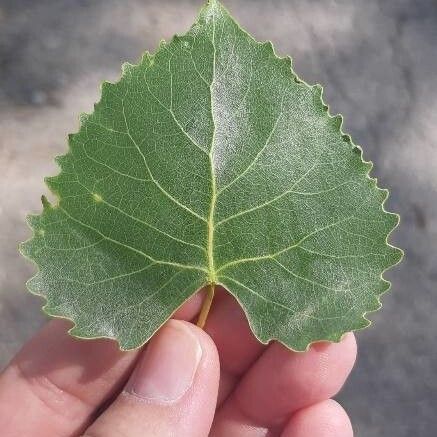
21, 0, 402, 351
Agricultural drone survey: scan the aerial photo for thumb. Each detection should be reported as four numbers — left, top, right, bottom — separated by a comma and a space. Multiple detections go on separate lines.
83, 320, 220, 437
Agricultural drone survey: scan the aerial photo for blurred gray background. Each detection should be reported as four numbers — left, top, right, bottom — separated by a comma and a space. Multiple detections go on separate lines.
0, 0, 436, 435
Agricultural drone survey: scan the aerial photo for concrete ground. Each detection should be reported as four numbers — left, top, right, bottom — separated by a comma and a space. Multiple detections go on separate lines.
0, 1, 436, 435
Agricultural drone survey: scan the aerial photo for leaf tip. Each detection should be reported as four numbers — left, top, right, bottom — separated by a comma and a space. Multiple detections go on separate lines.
331, 114, 344, 130
100, 81, 114, 93
41, 195, 52, 209
121, 62, 135, 76
79, 112, 90, 126
342, 134, 351, 143
293, 76, 302, 84
261, 40, 274, 54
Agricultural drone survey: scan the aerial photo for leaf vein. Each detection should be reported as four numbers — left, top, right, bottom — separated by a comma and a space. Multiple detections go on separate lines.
221, 275, 349, 320
216, 160, 320, 226
216, 216, 354, 271
121, 99, 207, 222
142, 72, 209, 155
58, 206, 207, 273
76, 182, 206, 253
217, 93, 285, 195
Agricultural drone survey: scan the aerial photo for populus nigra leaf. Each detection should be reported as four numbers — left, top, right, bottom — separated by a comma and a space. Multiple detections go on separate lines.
21, 0, 403, 351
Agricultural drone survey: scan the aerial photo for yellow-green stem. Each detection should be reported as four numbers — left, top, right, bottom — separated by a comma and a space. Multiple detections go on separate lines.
197, 283, 215, 328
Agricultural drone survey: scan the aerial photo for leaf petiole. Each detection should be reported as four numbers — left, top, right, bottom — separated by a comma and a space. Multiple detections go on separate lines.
196, 283, 216, 328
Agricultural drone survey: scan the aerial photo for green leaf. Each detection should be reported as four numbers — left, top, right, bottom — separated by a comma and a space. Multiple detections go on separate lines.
21, 0, 402, 351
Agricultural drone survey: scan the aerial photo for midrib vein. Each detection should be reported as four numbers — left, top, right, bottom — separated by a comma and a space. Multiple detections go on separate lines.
207, 7, 218, 283
207, 163, 217, 282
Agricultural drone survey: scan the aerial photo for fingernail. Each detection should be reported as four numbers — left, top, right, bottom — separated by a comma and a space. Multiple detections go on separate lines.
125, 321, 202, 402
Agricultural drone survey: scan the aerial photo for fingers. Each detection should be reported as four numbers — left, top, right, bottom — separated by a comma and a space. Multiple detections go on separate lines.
0, 288, 260, 436
210, 334, 357, 435
83, 320, 219, 437
173, 290, 204, 320
281, 400, 353, 437
0, 319, 139, 436
205, 287, 265, 375
203, 287, 266, 403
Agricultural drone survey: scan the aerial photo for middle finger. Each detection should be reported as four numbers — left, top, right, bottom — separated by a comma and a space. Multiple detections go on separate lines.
210, 333, 357, 435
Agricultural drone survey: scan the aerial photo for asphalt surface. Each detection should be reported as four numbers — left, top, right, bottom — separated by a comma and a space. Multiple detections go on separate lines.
0, 1, 436, 435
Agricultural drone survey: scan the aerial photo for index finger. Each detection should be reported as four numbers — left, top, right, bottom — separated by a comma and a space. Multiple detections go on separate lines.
0, 319, 138, 436
0, 287, 205, 436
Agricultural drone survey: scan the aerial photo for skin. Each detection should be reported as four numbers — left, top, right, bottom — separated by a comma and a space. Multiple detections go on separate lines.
0, 287, 356, 436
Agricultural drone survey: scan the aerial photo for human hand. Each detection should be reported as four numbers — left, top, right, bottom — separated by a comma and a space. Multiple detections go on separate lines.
0, 287, 356, 436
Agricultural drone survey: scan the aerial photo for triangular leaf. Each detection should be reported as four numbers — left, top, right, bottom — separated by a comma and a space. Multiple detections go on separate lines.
21, 0, 402, 351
